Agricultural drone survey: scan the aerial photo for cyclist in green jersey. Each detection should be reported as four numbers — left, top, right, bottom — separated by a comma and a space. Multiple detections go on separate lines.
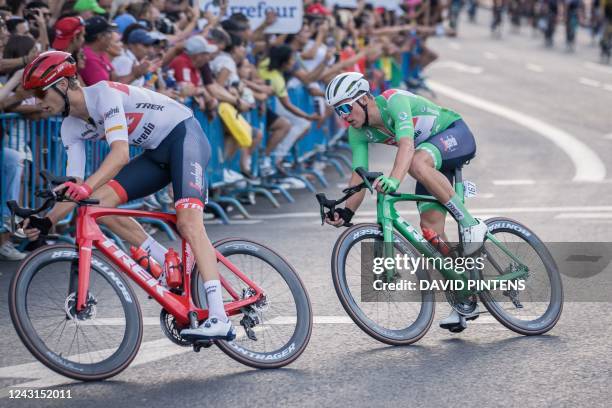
324, 72, 487, 330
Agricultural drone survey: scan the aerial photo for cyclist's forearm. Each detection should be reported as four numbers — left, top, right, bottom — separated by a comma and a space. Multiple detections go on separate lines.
345, 172, 367, 212
85, 142, 129, 190
389, 141, 414, 182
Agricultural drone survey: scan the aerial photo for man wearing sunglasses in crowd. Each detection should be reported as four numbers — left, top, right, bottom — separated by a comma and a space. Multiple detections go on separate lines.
323, 72, 486, 331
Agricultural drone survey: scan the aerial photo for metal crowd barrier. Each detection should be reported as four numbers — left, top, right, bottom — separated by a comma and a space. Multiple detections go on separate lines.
0, 85, 348, 235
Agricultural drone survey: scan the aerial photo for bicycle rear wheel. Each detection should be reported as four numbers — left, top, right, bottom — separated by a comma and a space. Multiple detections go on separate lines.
332, 224, 434, 345
192, 238, 312, 369
479, 218, 563, 335
9, 245, 143, 381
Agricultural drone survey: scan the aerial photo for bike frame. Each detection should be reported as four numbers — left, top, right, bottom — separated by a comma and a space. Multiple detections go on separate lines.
73, 205, 264, 326
376, 181, 529, 298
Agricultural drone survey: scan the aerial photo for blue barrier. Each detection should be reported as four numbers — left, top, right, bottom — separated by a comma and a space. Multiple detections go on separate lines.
0, 85, 346, 233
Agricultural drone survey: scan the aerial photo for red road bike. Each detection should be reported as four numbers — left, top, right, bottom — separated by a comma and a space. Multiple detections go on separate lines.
8, 172, 312, 381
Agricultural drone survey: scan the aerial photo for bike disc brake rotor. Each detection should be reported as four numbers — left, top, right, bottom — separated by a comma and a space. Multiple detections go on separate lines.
160, 309, 191, 347
64, 292, 97, 321
445, 290, 477, 315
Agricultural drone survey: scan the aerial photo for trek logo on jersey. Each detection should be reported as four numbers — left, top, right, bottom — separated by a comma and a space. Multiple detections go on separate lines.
135, 103, 164, 111
440, 134, 458, 152
125, 112, 143, 134
133, 123, 155, 145
104, 106, 120, 120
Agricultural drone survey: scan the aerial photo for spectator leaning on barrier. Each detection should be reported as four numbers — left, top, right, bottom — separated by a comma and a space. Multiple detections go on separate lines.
169, 34, 218, 112
112, 28, 158, 87
258, 44, 319, 171
80, 15, 116, 85
0, 67, 26, 261
213, 32, 263, 179
0, 145, 25, 261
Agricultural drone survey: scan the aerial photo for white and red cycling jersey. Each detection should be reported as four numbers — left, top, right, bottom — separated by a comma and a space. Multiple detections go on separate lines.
61, 81, 192, 179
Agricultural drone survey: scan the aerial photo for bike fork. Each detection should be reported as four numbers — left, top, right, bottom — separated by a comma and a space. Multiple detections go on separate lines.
76, 240, 93, 311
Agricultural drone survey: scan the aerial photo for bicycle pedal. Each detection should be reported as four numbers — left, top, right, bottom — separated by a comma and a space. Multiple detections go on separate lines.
465, 313, 480, 322
192, 340, 213, 352
448, 324, 466, 333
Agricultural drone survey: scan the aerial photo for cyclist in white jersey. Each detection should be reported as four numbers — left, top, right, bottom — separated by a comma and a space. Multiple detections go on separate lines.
21, 51, 233, 341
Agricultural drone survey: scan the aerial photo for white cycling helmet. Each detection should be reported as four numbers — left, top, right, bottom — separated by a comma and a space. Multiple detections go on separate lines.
325, 72, 370, 106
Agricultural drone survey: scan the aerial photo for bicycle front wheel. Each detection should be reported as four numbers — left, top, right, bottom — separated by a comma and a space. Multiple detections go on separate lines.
332, 224, 435, 345
9, 245, 143, 381
479, 218, 563, 335
192, 238, 312, 369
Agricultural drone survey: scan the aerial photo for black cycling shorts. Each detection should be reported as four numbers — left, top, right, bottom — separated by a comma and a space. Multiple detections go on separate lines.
414, 119, 476, 214
110, 117, 210, 210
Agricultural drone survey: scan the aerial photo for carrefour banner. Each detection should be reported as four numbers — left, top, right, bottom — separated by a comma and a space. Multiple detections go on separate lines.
200, 0, 304, 34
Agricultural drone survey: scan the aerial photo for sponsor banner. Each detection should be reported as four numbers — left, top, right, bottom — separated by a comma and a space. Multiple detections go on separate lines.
200, 0, 304, 34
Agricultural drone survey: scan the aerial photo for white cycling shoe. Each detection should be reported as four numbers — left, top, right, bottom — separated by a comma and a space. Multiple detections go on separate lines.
180, 317, 236, 341
439, 304, 481, 333
460, 218, 488, 255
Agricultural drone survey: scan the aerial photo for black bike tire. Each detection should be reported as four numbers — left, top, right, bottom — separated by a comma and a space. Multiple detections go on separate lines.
191, 238, 312, 369
9, 244, 143, 381
332, 223, 435, 345
479, 218, 563, 335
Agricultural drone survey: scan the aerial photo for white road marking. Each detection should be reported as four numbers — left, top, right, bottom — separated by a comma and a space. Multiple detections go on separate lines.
479, 193, 495, 198
493, 179, 536, 185
555, 213, 612, 219
584, 61, 612, 75
268, 316, 354, 325
428, 81, 606, 182
603, 84, 612, 92
0, 338, 192, 397
254, 206, 612, 220
433, 61, 483, 74
578, 77, 601, 87
449, 42, 462, 50
0, 315, 357, 395
483, 52, 498, 60
525, 63, 543, 73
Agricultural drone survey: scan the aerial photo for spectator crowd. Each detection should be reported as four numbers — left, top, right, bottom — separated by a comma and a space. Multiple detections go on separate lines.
0, 0, 475, 261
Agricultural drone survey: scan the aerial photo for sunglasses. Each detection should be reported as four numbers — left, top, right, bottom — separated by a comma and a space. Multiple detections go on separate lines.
334, 95, 364, 118
33, 88, 47, 99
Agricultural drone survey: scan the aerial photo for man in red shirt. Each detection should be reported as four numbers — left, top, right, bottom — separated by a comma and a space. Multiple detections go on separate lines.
79, 16, 117, 85
169, 35, 217, 87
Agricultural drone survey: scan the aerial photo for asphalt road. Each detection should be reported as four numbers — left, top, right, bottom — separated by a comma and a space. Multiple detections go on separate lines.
1, 12, 612, 408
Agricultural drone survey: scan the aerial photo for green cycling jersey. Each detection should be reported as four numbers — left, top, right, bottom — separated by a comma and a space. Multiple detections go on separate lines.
349, 89, 462, 170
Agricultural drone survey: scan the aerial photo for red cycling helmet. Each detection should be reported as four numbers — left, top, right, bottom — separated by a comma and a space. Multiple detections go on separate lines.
22, 50, 77, 91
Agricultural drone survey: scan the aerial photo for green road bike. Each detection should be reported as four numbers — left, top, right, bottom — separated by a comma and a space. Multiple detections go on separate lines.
316, 167, 563, 345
